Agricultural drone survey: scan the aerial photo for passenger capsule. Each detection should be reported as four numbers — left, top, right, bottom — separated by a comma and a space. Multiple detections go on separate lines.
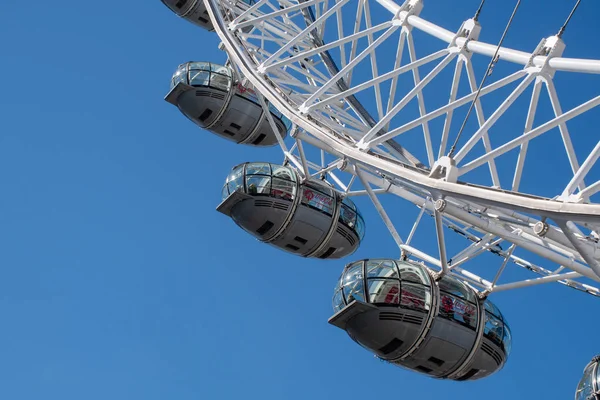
217, 162, 365, 259
329, 259, 512, 381
575, 356, 600, 400
160, 0, 214, 30
165, 62, 290, 146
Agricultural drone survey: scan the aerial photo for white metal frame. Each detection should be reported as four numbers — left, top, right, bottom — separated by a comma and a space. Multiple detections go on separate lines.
201, 0, 600, 297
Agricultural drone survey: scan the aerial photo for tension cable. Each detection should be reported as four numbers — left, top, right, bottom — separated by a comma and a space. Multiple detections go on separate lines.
447, 0, 522, 158
558, 0, 582, 38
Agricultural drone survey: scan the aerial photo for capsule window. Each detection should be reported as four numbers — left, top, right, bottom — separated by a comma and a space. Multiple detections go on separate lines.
272, 166, 296, 182
332, 289, 344, 312
501, 328, 512, 355
271, 177, 295, 200
171, 70, 187, 88
366, 260, 398, 279
221, 185, 229, 200
246, 176, 271, 195
576, 363, 596, 400
398, 263, 430, 285
189, 70, 210, 87
439, 293, 477, 329
483, 312, 504, 346
342, 264, 365, 303
438, 276, 476, 303
301, 186, 335, 216
400, 283, 431, 312
355, 213, 366, 240
245, 163, 271, 176
368, 279, 399, 304
226, 171, 244, 195
210, 73, 230, 91
339, 204, 357, 229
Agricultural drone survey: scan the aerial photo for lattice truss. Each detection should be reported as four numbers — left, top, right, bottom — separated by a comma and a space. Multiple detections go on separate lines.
207, 0, 600, 297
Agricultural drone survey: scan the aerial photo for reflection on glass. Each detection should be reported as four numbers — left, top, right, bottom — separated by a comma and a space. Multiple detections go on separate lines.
366, 260, 398, 279
335, 260, 434, 312
190, 70, 210, 86
301, 184, 335, 216
355, 213, 366, 240
210, 73, 230, 91
342, 197, 357, 211
271, 177, 295, 200
576, 363, 596, 400
439, 276, 476, 303
222, 163, 301, 202
343, 264, 365, 303
339, 204, 357, 228
484, 300, 504, 321
246, 175, 271, 195
333, 289, 344, 312
483, 312, 504, 347
272, 165, 296, 181
502, 322, 512, 356
339, 196, 365, 241
398, 263, 430, 285
221, 185, 229, 200
344, 262, 363, 285
170, 62, 232, 91
246, 162, 271, 176
401, 284, 430, 312
368, 279, 399, 304
172, 70, 187, 87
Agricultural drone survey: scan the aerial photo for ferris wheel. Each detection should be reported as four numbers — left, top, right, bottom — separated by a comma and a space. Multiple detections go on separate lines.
159, 0, 599, 388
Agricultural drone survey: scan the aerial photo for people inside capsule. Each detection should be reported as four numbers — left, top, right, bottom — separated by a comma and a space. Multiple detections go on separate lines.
329, 259, 511, 381
576, 356, 600, 400
217, 162, 365, 259
165, 62, 291, 146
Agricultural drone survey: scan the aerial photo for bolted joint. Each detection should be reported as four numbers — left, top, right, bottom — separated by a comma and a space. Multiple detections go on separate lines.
533, 221, 549, 237
434, 198, 447, 212
339, 158, 348, 171
477, 289, 491, 300
527, 35, 566, 79
393, 0, 423, 27
450, 18, 482, 52
290, 127, 300, 139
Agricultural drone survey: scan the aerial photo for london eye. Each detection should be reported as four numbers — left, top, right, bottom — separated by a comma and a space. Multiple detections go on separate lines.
159, 0, 599, 396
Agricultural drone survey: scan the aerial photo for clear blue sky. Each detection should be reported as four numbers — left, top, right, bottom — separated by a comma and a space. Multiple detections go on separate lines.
1, 1, 599, 399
